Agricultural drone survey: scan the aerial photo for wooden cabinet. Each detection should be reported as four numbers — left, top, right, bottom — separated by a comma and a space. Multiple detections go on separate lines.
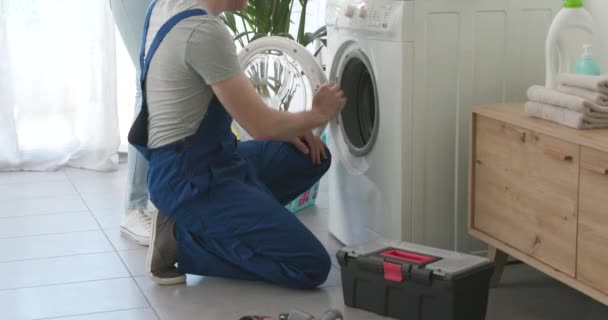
578, 147, 608, 295
469, 103, 608, 305
473, 116, 579, 276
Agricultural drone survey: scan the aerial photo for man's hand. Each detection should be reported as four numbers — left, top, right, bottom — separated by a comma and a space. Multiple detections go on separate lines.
311, 82, 346, 122
290, 131, 328, 165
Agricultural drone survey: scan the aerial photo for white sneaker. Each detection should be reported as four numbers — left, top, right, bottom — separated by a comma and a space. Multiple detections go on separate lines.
120, 207, 153, 246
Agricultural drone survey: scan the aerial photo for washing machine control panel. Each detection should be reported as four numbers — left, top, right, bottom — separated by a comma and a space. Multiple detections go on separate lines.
339, 0, 400, 32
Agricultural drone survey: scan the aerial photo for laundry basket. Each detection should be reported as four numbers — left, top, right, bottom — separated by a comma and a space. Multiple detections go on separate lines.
285, 133, 327, 213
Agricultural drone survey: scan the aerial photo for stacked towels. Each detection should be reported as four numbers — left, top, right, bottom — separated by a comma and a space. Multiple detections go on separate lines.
525, 74, 608, 129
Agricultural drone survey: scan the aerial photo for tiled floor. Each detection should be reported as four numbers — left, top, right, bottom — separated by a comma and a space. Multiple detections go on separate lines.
1, 164, 607, 320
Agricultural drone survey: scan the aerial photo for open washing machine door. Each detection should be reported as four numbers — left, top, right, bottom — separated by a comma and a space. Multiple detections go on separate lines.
233, 37, 327, 141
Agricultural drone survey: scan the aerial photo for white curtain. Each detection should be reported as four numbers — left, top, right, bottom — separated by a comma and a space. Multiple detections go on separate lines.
0, 0, 120, 171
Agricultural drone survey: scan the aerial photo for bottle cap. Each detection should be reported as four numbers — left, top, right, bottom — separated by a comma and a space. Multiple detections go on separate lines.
563, 0, 584, 8
582, 44, 593, 58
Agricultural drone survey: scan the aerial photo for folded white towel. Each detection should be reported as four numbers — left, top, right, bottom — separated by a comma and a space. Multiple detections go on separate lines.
586, 110, 608, 119
525, 102, 608, 129
527, 85, 608, 113
557, 85, 608, 106
558, 74, 608, 94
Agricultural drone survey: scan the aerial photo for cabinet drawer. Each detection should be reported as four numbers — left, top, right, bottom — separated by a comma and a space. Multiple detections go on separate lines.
473, 116, 579, 276
578, 147, 608, 294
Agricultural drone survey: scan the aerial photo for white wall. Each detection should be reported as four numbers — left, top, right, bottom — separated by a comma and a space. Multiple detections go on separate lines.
586, 0, 608, 71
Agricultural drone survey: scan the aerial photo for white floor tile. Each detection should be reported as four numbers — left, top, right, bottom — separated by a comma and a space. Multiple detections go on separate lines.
154, 304, 245, 320
64, 166, 127, 182
0, 170, 68, 185
80, 192, 126, 214
0, 278, 149, 320
320, 266, 341, 288
92, 211, 123, 230
1, 195, 88, 218
66, 170, 127, 195
69, 179, 127, 196
40, 308, 158, 320
136, 276, 388, 320
0, 212, 99, 239
0, 181, 78, 200
0, 231, 113, 263
0, 252, 129, 290
135, 276, 305, 320
156, 304, 263, 320
118, 249, 148, 277
103, 228, 144, 251
326, 287, 394, 320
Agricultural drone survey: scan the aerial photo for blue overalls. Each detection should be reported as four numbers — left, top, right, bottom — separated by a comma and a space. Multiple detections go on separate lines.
128, 1, 332, 289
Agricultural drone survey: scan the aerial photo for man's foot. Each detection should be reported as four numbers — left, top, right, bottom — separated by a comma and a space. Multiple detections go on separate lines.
120, 207, 153, 246
146, 210, 186, 285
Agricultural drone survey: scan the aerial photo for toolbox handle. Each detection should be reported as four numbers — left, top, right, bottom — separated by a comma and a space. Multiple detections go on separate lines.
380, 249, 435, 265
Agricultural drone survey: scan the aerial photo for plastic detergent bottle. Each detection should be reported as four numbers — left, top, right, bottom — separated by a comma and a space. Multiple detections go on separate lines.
545, 0, 596, 88
575, 44, 601, 75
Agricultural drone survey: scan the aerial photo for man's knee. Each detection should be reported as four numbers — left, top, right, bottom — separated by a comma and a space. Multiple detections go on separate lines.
313, 248, 332, 286
298, 243, 332, 289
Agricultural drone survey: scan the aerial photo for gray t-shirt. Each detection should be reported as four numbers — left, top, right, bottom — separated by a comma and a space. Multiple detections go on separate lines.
144, 0, 242, 148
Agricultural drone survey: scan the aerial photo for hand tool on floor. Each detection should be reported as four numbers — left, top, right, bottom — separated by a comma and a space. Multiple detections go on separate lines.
279, 309, 343, 320
240, 308, 343, 320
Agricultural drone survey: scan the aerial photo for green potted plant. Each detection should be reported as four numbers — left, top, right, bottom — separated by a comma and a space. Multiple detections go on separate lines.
221, 0, 327, 56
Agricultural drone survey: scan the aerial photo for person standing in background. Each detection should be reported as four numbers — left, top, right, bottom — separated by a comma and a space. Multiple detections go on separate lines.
109, 0, 155, 246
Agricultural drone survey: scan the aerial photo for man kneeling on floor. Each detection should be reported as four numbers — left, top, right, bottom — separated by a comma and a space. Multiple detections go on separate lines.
129, 0, 346, 288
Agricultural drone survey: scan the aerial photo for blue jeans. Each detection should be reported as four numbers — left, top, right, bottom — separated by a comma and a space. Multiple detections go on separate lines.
109, 0, 152, 208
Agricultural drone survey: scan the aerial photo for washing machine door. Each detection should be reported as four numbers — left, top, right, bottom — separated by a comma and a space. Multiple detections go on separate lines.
328, 44, 380, 173
233, 36, 327, 141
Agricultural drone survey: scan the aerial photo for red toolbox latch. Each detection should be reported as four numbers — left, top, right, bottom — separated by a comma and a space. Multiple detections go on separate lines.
383, 261, 403, 283
380, 249, 439, 284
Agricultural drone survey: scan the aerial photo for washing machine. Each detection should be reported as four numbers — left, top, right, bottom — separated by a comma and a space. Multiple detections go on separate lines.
325, 0, 562, 251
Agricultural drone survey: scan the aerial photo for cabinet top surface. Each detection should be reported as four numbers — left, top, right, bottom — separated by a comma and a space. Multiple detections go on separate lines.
473, 103, 608, 152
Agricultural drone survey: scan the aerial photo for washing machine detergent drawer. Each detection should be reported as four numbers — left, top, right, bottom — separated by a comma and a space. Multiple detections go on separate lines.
337, 239, 494, 320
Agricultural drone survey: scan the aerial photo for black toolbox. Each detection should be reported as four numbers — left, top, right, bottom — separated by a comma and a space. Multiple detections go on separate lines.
337, 239, 494, 320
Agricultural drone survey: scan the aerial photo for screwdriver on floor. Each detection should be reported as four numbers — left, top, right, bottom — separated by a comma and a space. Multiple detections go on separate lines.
240, 309, 343, 320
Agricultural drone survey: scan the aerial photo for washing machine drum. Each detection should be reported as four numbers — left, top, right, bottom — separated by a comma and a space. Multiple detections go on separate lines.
234, 36, 327, 141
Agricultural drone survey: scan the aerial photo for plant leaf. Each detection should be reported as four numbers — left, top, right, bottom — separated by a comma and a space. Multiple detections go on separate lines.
231, 11, 256, 28
250, 32, 268, 42
276, 32, 295, 40
311, 25, 327, 38
313, 45, 323, 57
221, 12, 238, 33
234, 31, 256, 42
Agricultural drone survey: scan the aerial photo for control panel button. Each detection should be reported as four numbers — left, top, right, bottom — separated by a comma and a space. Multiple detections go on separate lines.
344, 4, 356, 18
359, 5, 368, 18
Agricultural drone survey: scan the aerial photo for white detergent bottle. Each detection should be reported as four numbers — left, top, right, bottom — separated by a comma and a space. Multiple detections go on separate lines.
545, 0, 596, 88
